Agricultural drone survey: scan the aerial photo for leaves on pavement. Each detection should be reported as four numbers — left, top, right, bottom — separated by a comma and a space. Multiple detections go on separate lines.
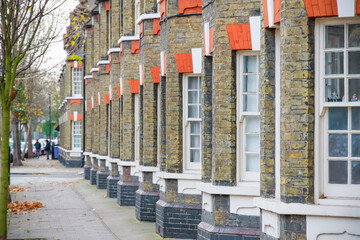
7, 201, 44, 215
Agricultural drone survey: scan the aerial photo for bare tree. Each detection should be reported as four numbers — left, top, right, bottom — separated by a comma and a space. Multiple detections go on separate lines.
0, 0, 66, 238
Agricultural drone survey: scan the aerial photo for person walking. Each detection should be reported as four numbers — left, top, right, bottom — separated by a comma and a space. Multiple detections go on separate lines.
45, 140, 51, 160
34, 139, 41, 159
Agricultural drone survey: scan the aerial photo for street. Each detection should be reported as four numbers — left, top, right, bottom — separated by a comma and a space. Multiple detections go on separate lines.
7, 157, 166, 240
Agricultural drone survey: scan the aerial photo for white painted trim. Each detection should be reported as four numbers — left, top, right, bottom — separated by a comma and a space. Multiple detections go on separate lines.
157, 0, 162, 4
58, 146, 83, 154
91, 96, 94, 109
156, 171, 201, 180
120, 78, 123, 95
97, 60, 110, 66
117, 160, 137, 167
160, 51, 165, 76
249, 16, 261, 51
96, 155, 108, 160
84, 75, 92, 79
197, 182, 260, 196
202, 192, 213, 212
229, 195, 260, 216
89, 153, 99, 158
267, 0, 275, 28
90, 68, 99, 73
136, 13, 161, 25
74, 61, 78, 68
275, 28, 281, 200
204, 22, 210, 56
74, 111, 78, 121
337, 0, 356, 18
255, 198, 360, 218
191, 48, 202, 74
109, 84, 112, 100
178, 179, 202, 195
139, 166, 159, 172
139, 64, 143, 85
83, 152, 92, 156
107, 47, 121, 55
98, 92, 100, 105
66, 96, 84, 100
262, 210, 280, 238
117, 35, 140, 44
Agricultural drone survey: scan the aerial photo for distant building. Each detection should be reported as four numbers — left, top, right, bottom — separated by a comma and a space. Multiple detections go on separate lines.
58, 0, 360, 239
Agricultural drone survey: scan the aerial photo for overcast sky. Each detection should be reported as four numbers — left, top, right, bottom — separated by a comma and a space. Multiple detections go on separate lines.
41, 0, 79, 76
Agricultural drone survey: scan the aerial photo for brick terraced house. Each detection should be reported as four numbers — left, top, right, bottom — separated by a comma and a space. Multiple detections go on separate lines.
59, 0, 360, 239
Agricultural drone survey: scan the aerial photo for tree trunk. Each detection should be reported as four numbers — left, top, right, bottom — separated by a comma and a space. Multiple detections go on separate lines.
0, 103, 11, 239
27, 124, 33, 158
11, 115, 22, 166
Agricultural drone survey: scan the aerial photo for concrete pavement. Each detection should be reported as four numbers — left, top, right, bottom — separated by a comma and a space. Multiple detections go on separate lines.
7, 157, 173, 240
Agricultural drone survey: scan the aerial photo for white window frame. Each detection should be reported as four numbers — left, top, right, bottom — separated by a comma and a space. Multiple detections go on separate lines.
134, 94, 140, 163
107, 103, 111, 156
72, 121, 81, 150
157, 84, 161, 167
315, 17, 360, 200
72, 68, 82, 97
236, 51, 260, 182
183, 74, 202, 172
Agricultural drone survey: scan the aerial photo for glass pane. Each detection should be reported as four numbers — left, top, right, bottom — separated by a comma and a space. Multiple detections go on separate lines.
351, 161, 360, 184
190, 135, 200, 148
244, 56, 257, 73
352, 134, 360, 157
348, 24, 360, 48
328, 107, 348, 130
188, 91, 199, 104
243, 94, 258, 112
190, 149, 200, 162
244, 75, 257, 93
328, 134, 348, 157
348, 52, 360, 74
246, 134, 260, 152
190, 122, 200, 134
246, 154, 260, 172
325, 52, 344, 75
352, 107, 360, 130
325, 79, 344, 102
325, 25, 344, 48
188, 106, 199, 118
329, 161, 348, 184
246, 116, 260, 133
349, 79, 360, 102
188, 77, 199, 89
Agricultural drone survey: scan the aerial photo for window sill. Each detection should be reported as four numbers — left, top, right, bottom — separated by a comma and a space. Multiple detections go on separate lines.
156, 171, 201, 180
197, 182, 260, 196
254, 197, 360, 218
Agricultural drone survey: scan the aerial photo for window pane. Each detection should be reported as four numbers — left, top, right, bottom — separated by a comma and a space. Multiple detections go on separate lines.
351, 161, 360, 184
190, 149, 200, 162
243, 94, 257, 112
325, 52, 344, 75
246, 134, 260, 152
190, 122, 200, 134
349, 79, 360, 102
325, 25, 344, 48
244, 75, 257, 93
325, 78, 344, 102
348, 24, 360, 48
352, 107, 360, 130
188, 77, 199, 89
329, 160, 348, 184
328, 107, 348, 130
188, 106, 199, 118
246, 154, 260, 172
188, 91, 199, 104
190, 135, 200, 148
352, 134, 360, 157
348, 52, 360, 74
246, 116, 260, 133
329, 134, 348, 157
244, 56, 257, 73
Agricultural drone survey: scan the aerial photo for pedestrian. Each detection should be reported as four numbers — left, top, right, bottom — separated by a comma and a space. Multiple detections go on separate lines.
34, 139, 41, 159
45, 140, 51, 160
